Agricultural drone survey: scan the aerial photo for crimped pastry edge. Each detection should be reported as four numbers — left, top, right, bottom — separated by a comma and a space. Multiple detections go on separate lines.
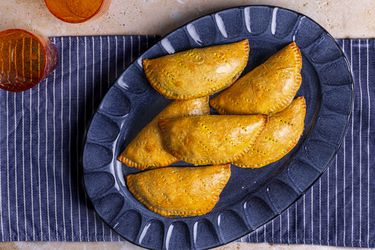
234, 97, 306, 168
143, 39, 250, 100
158, 116, 267, 165
126, 165, 231, 217
117, 154, 178, 170
210, 42, 303, 115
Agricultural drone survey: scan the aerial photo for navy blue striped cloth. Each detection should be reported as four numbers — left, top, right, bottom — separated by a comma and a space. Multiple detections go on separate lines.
0, 36, 374, 247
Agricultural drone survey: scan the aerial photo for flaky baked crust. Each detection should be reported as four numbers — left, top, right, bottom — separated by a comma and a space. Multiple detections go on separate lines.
126, 165, 231, 217
118, 97, 210, 169
211, 42, 302, 115
235, 97, 306, 168
158, 115, 266, 165
143, 39, 249, 100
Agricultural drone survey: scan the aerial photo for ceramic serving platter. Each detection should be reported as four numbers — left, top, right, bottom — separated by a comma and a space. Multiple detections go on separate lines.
82, 5, 353, 250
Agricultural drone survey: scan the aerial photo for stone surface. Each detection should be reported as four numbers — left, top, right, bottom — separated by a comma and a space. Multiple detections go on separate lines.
0, 0, 373, 249
0, 0, 374, 38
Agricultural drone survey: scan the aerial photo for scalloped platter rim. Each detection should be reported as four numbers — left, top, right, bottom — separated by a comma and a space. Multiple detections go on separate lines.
82, 5, 353, 250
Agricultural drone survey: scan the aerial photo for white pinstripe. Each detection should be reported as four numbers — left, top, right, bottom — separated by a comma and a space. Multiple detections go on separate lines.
287, 208, 290, 243
107, 36, 113, 241
358, 39, 363, 246
68, 37, 74, 240
335, 155, 338, 245
21, 92, 28, 240
14, 43, 20, 239
14, 91, 19, 240
319, 178, 322, 244
6, 91, 11, 241
76, 36, 82, 242
60, 37, 67, 240
91, 37, 98, 241
107, 35, 114, 241
91, 37, 96, 118
44, 77, 51, 240
342, 40, 347, 247
311, 186, 314, 243
264, 224, 267, 243
114, 36, 120, 242
303, 194, 306, 244
260, 224, 266, 243
295, 203, 298, 243
83, 36, 90, 240
271, 220, 275, 242
18, 69, 25, 245
279, 214, 282, 243
52, 37, 58, 240
37, 83, 43, 240
29, 83, 35, 241
366, 38, 371, 247
240, 234, 244, 242
99, 36, 106, 241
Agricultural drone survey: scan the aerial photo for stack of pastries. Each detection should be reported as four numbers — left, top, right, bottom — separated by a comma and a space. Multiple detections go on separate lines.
118, 39, 306, 217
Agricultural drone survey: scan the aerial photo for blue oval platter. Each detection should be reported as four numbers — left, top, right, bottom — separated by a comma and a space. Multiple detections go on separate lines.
82, 5, 353, 250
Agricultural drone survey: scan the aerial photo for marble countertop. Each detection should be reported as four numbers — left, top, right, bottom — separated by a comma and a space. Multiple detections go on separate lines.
1, 0, 375, 38
1, 0, 374, 249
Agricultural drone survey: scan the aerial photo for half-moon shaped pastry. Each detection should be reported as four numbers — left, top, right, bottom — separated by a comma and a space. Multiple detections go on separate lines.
126, 164, 231, 217
234, 97, 306, 168
210, 42, 302, 115
118, 97, 210, 169
159, 115, 267, 165
143, 39, 249, 100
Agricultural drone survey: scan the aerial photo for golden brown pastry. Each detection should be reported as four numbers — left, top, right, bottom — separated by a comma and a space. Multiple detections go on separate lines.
234, 97, 306, 168
210, 42, 302, 115
143, 39, 249, 100
126, 164, 231, 217
118, 97, 210, 169
158, 115, 267, 165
